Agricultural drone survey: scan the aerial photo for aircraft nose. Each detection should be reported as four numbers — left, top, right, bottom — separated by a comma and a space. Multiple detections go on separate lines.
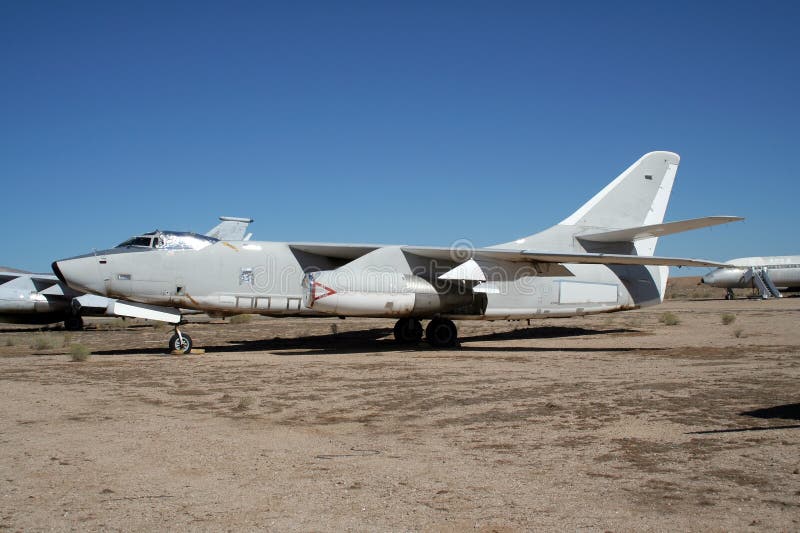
52, 255, 106, 295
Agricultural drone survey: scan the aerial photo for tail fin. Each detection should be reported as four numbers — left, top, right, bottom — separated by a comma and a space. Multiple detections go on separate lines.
498, 151, 680, 257
560, 151, 679, 230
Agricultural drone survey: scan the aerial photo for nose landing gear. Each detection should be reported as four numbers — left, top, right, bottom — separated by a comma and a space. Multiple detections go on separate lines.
168, 325, 193, 354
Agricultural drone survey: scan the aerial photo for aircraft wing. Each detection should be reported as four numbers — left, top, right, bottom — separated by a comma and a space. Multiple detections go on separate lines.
289, 243, 383, 260
576, 216, 743, 243
0, 270, 63, 292
403, 247, 728, 268
513, 251, 726, 268
284, 243, 727, 269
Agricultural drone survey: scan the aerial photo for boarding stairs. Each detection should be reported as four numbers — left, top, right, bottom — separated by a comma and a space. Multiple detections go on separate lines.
744, 267, 782, 299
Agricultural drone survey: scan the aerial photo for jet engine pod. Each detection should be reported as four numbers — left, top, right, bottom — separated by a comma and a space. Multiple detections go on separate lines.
303, 271, 416, 317
302, 270, 481, 317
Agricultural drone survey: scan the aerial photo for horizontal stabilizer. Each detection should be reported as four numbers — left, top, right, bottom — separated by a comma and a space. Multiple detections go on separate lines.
577, 216, 743, 243
105, 300, 182, 323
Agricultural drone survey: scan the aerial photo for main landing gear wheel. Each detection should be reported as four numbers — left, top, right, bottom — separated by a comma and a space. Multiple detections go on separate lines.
425, 318, 458, 348
169, 331, 193, 354
393, 318, 423, 343
725, 289, 735, 300
64, 315, 84, 331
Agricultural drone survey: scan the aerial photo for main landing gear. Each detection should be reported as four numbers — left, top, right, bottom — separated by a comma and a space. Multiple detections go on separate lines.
63, 315, 84, 331
168, 325, 193, 354
393, 317, 458, 348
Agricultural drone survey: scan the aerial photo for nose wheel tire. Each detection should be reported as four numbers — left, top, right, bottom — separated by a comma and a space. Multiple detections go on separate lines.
169, 332, 193, 354
393, 318, 423, 343
425, 318, 458, 348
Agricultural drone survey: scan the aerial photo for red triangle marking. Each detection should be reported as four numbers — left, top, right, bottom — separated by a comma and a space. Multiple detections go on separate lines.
312, 282, 337, 301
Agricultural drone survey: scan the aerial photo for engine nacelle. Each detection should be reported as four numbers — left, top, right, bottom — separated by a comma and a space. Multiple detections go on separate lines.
302, 271, 477, 317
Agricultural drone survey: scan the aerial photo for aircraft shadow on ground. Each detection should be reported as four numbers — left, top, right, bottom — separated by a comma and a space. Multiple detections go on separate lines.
687, 403, 800, 434
91, 325, 643, 357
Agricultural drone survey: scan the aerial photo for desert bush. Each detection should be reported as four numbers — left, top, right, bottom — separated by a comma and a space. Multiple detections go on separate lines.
690, 288, 714, 299
69, 344, 91, 362
61, 332, 73, 348
5, 336, 15, 347
30, 333, 56, 350
234, 396, 255, 411
733, 328, 745, 338
659, 312, 680, 326
229, 314, 253, 325
97, 319, 126, 330
721, 313, 736, 325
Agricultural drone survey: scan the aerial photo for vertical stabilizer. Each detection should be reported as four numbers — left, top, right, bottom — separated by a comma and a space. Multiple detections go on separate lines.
559, 151, 679, 233
498, 151, 680, 257
495, 151, 680, 305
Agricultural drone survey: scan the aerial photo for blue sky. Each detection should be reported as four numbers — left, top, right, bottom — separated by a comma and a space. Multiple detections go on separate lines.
1, 1, 798, 274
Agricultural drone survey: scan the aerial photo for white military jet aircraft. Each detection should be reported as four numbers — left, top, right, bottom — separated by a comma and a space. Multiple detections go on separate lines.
53, 152, 741, 352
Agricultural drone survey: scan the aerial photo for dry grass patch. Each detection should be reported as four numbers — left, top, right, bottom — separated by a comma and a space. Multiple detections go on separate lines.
229, 314, 253, 325
234, 396, 255, 411
29, 333, 56, 350
69, 344, 91, 362
659, 312, 680, 326
721, 313, 736, 325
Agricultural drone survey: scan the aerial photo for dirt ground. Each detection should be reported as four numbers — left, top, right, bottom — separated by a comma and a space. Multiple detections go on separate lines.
1, 297, 799, 531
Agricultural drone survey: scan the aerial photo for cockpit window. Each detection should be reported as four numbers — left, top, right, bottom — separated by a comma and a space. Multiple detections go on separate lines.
117, 236, 153, 248
116, 231, 218, 251
156, 232, 217, 250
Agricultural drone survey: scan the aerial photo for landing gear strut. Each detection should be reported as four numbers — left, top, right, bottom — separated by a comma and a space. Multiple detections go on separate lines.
64, 315, 84, 331
393, 318, 423, 343
169, 325, 192, 354
425, 318, 458, 348
725, 288, 735, 300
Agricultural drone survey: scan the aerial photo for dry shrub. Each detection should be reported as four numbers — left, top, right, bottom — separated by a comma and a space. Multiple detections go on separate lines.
5, 336, 15, 347
733, 328, 745, 338
234, 396, 255, 411
229, 314, 253, 325
659, 312, 680, 326
721, 313, 736, 325
69, 344, 91, 362
30, 333, 56, 350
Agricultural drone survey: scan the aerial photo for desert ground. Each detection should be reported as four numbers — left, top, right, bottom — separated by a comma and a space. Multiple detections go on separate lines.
1, 292, 798, 530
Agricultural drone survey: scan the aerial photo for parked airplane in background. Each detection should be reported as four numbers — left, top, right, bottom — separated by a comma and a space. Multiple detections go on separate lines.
701, 255, 800, 299
0, 217, 252, 329
53, 152, 742, 352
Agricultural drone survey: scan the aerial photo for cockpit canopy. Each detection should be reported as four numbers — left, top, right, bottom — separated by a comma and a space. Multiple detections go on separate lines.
116, 231, 218, 251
